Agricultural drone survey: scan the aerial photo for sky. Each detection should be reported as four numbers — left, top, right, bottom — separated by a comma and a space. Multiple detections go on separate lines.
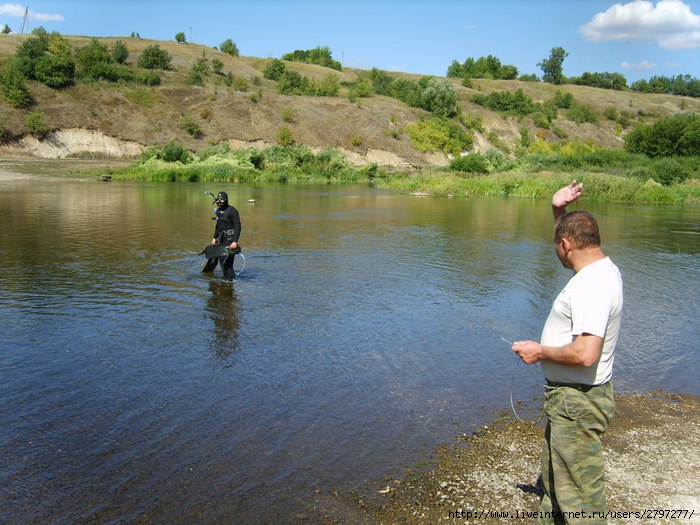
0, 0, 698, 83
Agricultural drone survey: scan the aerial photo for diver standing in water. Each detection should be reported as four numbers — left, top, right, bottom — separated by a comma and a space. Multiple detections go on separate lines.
209, 191, 241, 279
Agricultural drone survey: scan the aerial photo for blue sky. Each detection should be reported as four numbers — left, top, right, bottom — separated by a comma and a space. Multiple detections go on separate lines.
1, 0, 698, 83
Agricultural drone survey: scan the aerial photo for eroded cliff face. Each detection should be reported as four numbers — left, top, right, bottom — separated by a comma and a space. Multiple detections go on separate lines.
0, 128, 452, 169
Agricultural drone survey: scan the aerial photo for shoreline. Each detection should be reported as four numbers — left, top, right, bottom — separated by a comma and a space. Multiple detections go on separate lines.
307, 392, 700, 524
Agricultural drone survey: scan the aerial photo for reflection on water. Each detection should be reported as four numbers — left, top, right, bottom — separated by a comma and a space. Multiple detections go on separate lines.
0, 179, 698, 523
206, 279, 241, 364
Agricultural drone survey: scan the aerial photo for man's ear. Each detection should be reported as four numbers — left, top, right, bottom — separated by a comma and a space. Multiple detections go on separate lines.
561, 237, 572, 253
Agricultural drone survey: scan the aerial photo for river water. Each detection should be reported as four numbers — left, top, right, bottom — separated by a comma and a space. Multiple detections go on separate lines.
1, 177, 698, 523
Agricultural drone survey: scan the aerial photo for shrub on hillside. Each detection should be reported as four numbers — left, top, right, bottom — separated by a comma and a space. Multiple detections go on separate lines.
33, 54, 75, 88
263, 59, 285, 80
567, 103, 599, 124
282, 46, 341, 71
0, 66, 33, 108
624, 113, 700, 157
405, 117, 473, 156
112, 41, 129, 64
137, 45, 173, 70
471, 89, 535, 116
25, 110, 52, 138
418, 77, 457, 117
219, 39, 239, 57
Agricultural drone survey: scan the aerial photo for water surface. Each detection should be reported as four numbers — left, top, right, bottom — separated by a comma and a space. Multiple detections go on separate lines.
1, 178, 698, 523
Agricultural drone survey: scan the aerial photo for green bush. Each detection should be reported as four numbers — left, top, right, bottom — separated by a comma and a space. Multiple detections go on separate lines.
276, 126, 295, 146
220, 39, 239, 57
34, 54, 75, 88
567, 103, 599, 124
112, 41, 129, 64
405, 117, 473, 155
651, 157, 691, 186
0, 66, 33, 108
137, 45, 173, 70
624, 113, 700, 157
143, 141, 192, 163
263, 59, 285, 80
450, 153, 489, 173
179, 116, 202, 138
471, 88, 535, 115
25, 110, 52, 138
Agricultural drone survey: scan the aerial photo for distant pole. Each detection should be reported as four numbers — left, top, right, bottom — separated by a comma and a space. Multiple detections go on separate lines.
19, 6, 29, 34
190, 26, 192, 43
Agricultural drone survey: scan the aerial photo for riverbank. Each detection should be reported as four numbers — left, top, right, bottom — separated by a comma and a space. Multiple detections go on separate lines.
307, 392, 699, 524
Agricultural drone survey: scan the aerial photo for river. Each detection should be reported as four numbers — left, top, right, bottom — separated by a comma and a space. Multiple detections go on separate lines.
1, 177, 698, 523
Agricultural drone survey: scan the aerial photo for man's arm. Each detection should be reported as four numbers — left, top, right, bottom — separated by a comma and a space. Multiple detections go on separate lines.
512, 333, 603, 367
552, 180, 583, 220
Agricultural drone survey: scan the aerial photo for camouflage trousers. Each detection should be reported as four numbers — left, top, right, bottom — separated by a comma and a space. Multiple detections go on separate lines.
538, 382, 615, 525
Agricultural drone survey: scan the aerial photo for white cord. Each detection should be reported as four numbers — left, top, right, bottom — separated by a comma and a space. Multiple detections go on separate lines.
500, 337, 525, 423
234, 253, 246, 276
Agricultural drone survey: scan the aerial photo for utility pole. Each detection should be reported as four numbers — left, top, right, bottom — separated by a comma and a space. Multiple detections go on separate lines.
19, 6, 29, 34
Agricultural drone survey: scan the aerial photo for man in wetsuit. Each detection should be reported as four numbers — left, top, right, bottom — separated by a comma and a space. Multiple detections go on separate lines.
210, 191, 241, 279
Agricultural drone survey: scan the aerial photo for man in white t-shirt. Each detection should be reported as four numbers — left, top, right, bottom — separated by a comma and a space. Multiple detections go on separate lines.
512, 181, 623, 524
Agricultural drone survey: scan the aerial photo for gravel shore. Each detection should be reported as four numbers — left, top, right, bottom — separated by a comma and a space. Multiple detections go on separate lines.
307, 392, 700, 524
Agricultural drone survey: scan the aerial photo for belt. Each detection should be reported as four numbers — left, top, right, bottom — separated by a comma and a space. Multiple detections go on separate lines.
222, 229, 236, 236
546, 380, 607, 392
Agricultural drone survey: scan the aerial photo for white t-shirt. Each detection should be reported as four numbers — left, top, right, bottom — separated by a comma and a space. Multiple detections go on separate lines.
540, 257, 623, 385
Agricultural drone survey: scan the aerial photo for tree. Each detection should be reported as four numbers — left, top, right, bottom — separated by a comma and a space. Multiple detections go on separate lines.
175, 32, 186, 44
220, 39, 239, 57
2, 24, 11, 34
263, 58, 285, 80
419, 78, 457, 117
111, 41, 129, 64
624, 113, 700, 157
538, 47, 568, 85
137, 45, 172, 70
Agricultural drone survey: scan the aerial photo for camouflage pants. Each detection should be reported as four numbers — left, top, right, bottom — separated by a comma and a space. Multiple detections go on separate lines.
538, 382, 615, 525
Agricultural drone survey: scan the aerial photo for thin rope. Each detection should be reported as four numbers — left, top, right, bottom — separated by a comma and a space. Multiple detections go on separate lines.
500, 337, 525, 423
234, 253, 246, 276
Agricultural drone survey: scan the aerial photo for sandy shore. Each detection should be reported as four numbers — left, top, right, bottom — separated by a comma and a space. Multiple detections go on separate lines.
0, 167, 43, 181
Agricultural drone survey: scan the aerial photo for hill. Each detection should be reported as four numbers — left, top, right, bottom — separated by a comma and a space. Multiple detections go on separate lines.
0, 34, 698, 169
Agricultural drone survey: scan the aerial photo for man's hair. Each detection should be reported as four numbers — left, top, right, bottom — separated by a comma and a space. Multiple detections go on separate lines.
554, 210, 601, 248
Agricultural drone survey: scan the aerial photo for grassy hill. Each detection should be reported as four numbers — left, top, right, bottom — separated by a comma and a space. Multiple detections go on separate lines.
0, 33, 698, 170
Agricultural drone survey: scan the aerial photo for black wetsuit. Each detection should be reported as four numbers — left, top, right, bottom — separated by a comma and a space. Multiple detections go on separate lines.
213, 204, 241, 278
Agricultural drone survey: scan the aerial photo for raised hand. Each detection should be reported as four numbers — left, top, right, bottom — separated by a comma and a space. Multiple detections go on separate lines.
552, 180, 583, 209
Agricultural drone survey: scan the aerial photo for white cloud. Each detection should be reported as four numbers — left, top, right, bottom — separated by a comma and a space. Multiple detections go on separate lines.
621, 60, 656, 69
580, 0, 700, 50
0, 3, 63, 21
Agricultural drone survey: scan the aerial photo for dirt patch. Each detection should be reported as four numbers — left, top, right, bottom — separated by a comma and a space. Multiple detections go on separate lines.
306, 393, 700, 524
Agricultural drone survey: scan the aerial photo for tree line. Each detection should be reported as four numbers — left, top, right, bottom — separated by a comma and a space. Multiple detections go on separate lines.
447, 47, 699, 97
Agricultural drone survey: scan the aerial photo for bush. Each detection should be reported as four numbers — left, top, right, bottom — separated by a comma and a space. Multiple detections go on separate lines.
263, 59, 285, 80
651, 157, 691, 186
276, 126, 294, 146
25, 110, 52, 138
418, 77, 457, 117
624, 113, 700, 157
179, 116, 202, 139
220, 39, 239, 57
450, 153, 489, 173
0, 66, 33, 108
405, 117, 473, 155
567, 103, 599, 124
112, 41, 129, 64
137, 45, 173, 70
146, 140, 192, 163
